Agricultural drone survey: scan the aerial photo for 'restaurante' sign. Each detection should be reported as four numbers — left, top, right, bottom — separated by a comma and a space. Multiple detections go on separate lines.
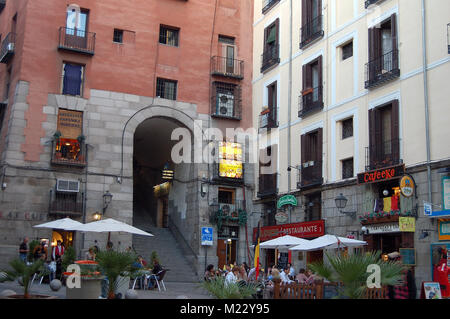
253, 220, 325, 242
357, 164, 405, 184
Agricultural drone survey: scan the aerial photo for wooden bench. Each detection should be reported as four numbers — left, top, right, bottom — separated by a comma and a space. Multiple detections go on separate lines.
273, 279, 323, 299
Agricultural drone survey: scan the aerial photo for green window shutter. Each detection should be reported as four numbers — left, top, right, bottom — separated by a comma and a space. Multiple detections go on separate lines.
266, 26, 276, 44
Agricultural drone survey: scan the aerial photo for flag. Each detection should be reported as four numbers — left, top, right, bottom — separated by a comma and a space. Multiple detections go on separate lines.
253, 220, 261, 280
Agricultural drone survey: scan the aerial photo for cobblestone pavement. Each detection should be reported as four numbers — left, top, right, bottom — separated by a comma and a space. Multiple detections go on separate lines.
0, 280, 213, 299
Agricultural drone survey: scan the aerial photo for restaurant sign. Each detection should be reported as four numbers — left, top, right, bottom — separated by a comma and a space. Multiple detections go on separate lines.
277, 195, 298, 209
218, 142, 243, 179
253, 220, 325, 242
366, 223, 400, 234
357, 164, 405, 185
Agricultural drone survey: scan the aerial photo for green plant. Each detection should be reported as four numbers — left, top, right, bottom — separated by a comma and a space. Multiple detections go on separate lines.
96, 250, 139, 299
27, 240, 40, 262
0, 259, 44, 298
61, 246, 76, 272
150, 251, 159, 265
201, 276, 259, 299
308, 250, 405, 299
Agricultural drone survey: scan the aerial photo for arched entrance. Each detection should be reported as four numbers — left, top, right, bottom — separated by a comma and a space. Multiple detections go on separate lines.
132, 116, 193, 228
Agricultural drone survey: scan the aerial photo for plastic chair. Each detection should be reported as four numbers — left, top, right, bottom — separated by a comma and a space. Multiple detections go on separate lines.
150, 270, 167, 291
131, 275, 145, 290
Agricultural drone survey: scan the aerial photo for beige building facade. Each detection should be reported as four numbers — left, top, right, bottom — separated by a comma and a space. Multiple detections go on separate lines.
252, 0, 450, 294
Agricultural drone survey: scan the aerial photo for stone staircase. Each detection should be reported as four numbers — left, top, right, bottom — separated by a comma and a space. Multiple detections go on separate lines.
132, 219, 199, 283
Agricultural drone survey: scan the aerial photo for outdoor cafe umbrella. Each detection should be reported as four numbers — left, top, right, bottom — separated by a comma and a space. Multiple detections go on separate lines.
33, 217, 83, 230
259, 235, 312, 251
66, 218, 154, 246
289, 234, 367, 252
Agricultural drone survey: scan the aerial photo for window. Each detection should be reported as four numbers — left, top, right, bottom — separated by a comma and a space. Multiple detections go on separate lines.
159, 25, 179, 47
300, 0, 323, 48
212, 82, 240, 119
261, 19, 280, 72
113, 29, 123, 43
368, 100, 400, 170
342, 41, 353, 60
66, 8, 88, 37
342, 118, 353, 139
62, 63, 84, 96
300, 56, 323, 116
156, 78, 177, 100
342, 158, 354, 179
260, 82, 277, 128
219, 36, 236, 74
300, 129, 323, 187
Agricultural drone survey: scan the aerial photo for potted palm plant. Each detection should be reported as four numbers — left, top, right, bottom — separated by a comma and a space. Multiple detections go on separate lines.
201, 276, 259, 299
308, 250, 405, 299
95, 250, 138, 299
0, 259, 57, 299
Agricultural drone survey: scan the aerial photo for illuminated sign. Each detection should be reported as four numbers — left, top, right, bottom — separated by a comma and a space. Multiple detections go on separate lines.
218, 142, 243, 179
57, 109, 83, 139
357, 164, 405, 184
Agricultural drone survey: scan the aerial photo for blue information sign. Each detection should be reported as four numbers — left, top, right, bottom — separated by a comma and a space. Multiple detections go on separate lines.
201, 227, 213, 246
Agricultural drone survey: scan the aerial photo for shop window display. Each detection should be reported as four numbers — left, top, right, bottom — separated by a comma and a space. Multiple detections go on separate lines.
54, 138, 85, 163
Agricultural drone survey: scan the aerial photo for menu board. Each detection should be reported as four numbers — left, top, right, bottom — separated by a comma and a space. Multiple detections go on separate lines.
218, 142, 243, 179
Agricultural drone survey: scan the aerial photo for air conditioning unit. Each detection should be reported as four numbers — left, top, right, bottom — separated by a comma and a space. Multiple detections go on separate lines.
217, 92, 234, 117
56, 179, 80, 193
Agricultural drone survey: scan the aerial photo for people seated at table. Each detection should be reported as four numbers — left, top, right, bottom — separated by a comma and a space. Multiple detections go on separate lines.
204, 264, 217, 282
305, 269, 315, 284
296, 268, 309, 283
247, 262, 262, 283
147, 259, 163, 289
225, 266, 240, 287
287, 263, 296, 280
238, 265, 248, 282
280, 266, 295, 284
84, 247, 96, 261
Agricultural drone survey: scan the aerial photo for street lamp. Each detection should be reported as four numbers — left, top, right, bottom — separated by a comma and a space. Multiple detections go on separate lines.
92, 211, 102, 221
103, 190, 113, 215
335, 193, 356, 218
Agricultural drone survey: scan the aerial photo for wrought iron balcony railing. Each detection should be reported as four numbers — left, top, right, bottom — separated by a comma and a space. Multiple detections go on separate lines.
365, 0, 384, 9
258, 173, 278, 198
211, 56, 244, 79
298, 85, 323, 118
365, 138, 401, 171
259, 109, 278, 131
300, 15, 324, 49
51, 139, 87, 167
297, 160, 323, 189
262, 0, 280, 14
365, 49, 400, 89
261, 45, 280, 73
58, 27, 95, 55
0, 32, 15, 64
48, 189, 84, 217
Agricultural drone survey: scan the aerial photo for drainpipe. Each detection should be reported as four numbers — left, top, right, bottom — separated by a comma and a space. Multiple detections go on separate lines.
287, 0, 293, 222
421, 0, 432, 203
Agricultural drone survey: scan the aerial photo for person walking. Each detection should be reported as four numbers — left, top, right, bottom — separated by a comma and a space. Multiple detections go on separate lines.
19, 237, 29, 262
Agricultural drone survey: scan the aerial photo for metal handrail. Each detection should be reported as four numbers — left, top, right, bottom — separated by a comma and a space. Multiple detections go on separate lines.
211, 56, 244, 79
58, 27, 96, 54
300, 15, 323, 48
298, 85, 323, 117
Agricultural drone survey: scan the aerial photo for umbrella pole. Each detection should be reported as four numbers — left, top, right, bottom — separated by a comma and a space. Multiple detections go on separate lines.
107, 232, 111, 248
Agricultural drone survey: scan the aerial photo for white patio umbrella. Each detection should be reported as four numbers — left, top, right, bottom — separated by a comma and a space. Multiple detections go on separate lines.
289, 234, 367, 251
66, 218, 153, 245
33, 217, 83, 230
259, 235, 312, 251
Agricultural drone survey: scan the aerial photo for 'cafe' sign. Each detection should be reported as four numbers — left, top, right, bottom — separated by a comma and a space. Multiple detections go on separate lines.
357, 164, 405, 184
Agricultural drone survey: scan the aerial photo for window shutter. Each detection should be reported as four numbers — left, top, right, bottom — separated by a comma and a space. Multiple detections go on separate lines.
274, 18, 279, 46
301, 0, 307, 27
318, 56, 323, 105
302, 64, 307, 92
391, 99, 400, 162
316, 128, 323, 165
316, 0, 322, 19
390, 14, 398, 70
368, 109, 376, 166
301, 134, 307, 165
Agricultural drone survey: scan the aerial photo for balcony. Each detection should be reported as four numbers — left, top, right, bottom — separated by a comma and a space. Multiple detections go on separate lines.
0, 33, 15, 64
58, 27, 95, 55
0, 0, 5, 13
258, 173, 278, 198
298, 86, 323, 118
259, 109, 278, 131
211, 56, 244, 80
211, 82, 242, 120
262, 0, 280, 14
365, 138, 401, 171
261, 45, 280, 73
365, 0, 384, 8
297, 161, 323, 189
365, 50, 400, 89
51, 139, 87, 167
300, 15, 324, 49
48, 190, 84, 217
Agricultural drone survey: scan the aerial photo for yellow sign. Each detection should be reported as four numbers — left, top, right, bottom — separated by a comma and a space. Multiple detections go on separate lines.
399, 217, 415, 232
219, 142, 243, 179
57, 109, 83, 139
400, 175, 414, 198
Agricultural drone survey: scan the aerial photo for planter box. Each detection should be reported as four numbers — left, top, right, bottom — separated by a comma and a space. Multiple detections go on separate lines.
361, 215, 399, 225
66, 276, 104, 299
